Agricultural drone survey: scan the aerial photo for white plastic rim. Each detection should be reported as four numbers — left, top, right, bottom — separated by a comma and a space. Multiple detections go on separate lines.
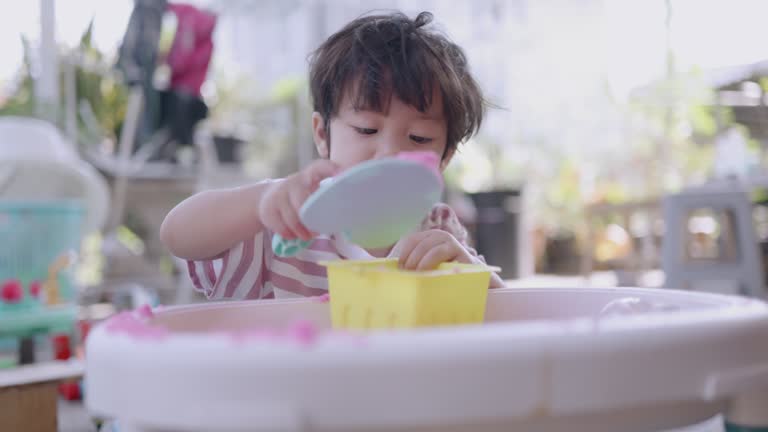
86, 288, 768, 432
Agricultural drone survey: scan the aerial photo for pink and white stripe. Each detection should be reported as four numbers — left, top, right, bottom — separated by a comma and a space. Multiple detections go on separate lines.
187, 230, 356, 300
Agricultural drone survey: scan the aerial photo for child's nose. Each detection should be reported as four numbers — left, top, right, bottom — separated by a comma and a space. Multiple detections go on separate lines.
374, 150, 398, 160
374, 139, 405, 159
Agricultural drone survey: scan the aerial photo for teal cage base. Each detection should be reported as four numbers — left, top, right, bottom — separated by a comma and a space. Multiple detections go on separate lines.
0, 200, 82, 343
0, 304, 78, 339
0, 200, 83, 304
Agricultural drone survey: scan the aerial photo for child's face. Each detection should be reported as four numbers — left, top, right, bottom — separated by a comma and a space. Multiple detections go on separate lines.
312, 87, 452, 170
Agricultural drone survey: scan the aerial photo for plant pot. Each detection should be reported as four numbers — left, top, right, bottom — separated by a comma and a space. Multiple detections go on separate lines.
468, 190, 522, 280
543, 234, 581, 275
212, 135, 244, 163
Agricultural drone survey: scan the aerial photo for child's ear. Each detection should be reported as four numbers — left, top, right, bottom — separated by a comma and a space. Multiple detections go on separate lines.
312, 112, 330, 159
440, 147, 456, 171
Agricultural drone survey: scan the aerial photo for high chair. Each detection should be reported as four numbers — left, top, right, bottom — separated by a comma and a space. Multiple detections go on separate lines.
661, 182, 766, 298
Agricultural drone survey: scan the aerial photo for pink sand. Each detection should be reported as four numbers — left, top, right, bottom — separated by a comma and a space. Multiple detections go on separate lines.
104, 304, 365, 348
104, 309, 168, 341
228, 320, 319, 346
313, 293, 331, 303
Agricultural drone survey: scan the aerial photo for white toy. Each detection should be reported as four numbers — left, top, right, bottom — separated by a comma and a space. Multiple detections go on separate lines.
86, 287, 768, 432
272, 151, 443, 256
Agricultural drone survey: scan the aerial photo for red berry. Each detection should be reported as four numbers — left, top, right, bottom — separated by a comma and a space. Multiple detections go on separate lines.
52, 334, 71, 360
58, 381, 81, 400
78, 320, 92, 342
1, 280, 23, 303
29, 280, 42, 298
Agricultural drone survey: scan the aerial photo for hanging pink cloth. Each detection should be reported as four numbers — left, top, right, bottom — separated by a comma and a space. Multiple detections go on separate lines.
166, 3, 217, 96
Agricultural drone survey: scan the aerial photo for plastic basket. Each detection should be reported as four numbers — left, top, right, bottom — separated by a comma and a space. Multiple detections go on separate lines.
323, 259, 492, 329
0, 200, 83, 309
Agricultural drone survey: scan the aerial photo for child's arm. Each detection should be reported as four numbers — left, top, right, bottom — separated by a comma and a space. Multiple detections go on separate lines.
160, 183, 270, 260
160, 160, 340, 260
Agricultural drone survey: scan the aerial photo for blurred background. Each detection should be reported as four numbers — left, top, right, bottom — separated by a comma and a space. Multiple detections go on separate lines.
1, 0, 767, 299
1, 1, 767, 429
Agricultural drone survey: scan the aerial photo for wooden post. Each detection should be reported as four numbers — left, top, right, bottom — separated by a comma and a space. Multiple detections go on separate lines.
0, 360, 84, 432
0, 382, 59, 432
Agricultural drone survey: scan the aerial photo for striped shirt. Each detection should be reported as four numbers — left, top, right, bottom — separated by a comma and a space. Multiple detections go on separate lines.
187, 203, 484, 300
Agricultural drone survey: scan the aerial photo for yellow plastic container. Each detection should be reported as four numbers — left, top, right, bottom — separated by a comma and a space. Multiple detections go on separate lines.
322, 259, 493, 329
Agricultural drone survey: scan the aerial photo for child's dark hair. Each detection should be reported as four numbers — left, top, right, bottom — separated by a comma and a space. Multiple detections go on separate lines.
309, 11, 487, 157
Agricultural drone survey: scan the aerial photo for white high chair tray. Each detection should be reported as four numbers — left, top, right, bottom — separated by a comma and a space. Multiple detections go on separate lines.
85, 288, 768, 432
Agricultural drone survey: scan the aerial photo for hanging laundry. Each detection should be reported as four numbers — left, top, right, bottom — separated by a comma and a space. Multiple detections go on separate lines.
115, 0, 168, 151
154, 3, 217, 163
166, 3, 217, 97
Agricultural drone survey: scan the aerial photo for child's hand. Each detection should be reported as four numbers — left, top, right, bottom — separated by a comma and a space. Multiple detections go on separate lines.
397, 229, 474, 271
259, 160, 340, 241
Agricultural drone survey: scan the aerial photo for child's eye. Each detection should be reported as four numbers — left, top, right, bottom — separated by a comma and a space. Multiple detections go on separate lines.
354, 127, 377, 135
410, 135, 433, 144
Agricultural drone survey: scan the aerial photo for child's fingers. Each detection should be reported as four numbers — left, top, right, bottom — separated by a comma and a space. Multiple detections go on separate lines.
303, 160, 341, 189
401, 232, 444, 270
416, 243, 460, 271
261, 201, 293, 239
279, 205, 309, 241
273, 219, 296, 240
287, 188, 314, 239
269, 216, 294, 240
397, 231, 431, 268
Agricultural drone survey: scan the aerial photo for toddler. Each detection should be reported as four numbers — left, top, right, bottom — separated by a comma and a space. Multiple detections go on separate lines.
160, 11, 505, 300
